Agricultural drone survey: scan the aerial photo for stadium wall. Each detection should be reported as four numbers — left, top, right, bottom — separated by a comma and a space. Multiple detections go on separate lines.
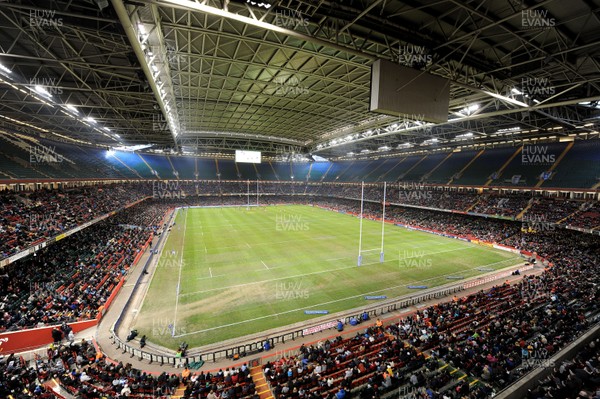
0, 319, 98, 353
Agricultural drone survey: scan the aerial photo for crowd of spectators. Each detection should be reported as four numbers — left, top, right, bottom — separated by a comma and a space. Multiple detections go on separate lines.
264, 324, 404, 399
4, 183, 597, 264
469, 193, 532, 218
389, 266, 596, 395
0, 201, 169, 331
0, 351, 60, 398
0, 186, 598, 398
526, 337, 600, 399
563, 202, 600, 230
0, 184, 151, 259
39, 338, 259, 399
524, 198, 582, 224
156, 183, 596, 230
309, 197, 520, 243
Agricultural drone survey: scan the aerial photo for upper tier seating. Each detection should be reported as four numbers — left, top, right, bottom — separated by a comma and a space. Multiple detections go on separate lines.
1, 131, 598, 189
542, 139, 600, 188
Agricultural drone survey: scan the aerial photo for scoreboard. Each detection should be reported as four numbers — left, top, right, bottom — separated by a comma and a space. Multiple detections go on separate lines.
235, 150, 261, 164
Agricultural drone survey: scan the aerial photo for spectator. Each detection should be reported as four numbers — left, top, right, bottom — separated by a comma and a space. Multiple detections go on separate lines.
51, 327, 62, 343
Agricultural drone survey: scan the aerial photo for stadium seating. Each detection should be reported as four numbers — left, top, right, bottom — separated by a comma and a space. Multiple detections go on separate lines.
270, 162, 291, 181
401, 152, 448, 182
289, 162, 312, 182
308, 162, 331, 182
1, 131, 599, 189
379, 155, 423, 182
563, 201, 600, 230
452, 147, 517, 186
426, 150, 480, 184
0, 135, 597, 398
0, 184, 151, 259
322, 162, 350, 182
102, 151, 144, 179
334, 160, 373, 182
217, 159, 241, 180
170, 155, 198, 179
469, 193, 531, 218
109, 151, 154, 179
265, 328, 403, 399
0, 190, 597, 399
5, 181, 599, 261
0, 134, 49, 179
525, 337, 600, 398
0, 200, 166, 330
491, 142, 567, 187
524, 198, 582, 223
142, 154, 177, 179
359, 159, 388, 182
543, 140, 600, 188
236, 162, 258, 180
198, 158, 219, 180
0, 351, 61, 398
368, 158, 401, 182
255, 161, 278, 181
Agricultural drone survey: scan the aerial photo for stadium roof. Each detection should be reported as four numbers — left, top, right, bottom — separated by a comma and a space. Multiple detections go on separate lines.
0, 0, 599, 159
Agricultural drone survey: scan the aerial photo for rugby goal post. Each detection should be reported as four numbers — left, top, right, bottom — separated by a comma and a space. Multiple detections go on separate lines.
357, 181, 387, 266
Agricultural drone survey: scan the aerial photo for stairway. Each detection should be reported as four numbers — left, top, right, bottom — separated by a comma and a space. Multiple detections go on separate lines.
484, 146, 522, 186
172, 383, 187, 399
534, 141, 574, 188
465, 198, 481, 213
447, 149, 484, 185
516, 198, 535, 220
250, 365, 274, 399
46, 378, 77, 399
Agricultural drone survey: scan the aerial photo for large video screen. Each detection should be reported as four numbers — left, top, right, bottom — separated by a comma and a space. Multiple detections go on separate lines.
235, 150, 261, 164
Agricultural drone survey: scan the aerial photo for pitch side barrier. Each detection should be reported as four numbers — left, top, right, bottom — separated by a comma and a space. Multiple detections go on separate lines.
109, 284, 467, 366
109, 262, 531, 365
111, 208, 177, 348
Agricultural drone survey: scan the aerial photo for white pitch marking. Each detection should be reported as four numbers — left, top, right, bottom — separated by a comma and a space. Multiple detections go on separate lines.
172, 208, 187, 337
187, 235, 336, 253
174, 257, 524, 338
189, 246, 515, 294
261, 260, 269, 270
209, 267, 213, 278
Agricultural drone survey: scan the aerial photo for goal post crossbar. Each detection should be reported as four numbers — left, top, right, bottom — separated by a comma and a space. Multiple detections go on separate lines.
360, 248, 381, 253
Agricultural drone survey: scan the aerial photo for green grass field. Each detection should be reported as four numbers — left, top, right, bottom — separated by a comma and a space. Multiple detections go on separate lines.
134, 205, 522, 349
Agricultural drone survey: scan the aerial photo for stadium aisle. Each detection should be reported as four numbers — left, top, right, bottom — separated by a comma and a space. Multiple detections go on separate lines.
251, 366, 275, 399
